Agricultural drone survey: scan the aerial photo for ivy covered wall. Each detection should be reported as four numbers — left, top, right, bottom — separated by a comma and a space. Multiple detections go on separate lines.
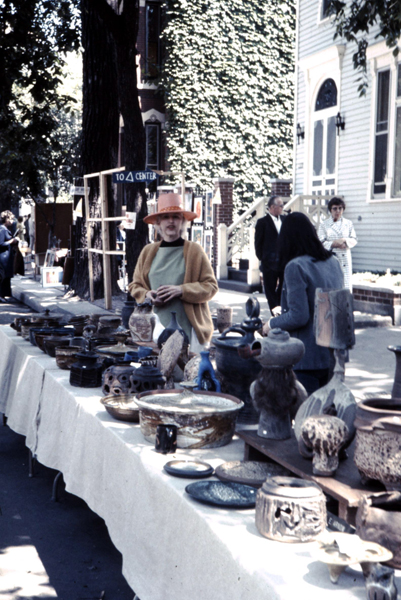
160, 0, 296, 210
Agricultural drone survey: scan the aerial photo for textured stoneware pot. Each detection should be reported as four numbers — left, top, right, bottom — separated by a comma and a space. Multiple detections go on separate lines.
129, 305, 156, 343
354, 398, 401, 491
216, 306, 233, 334
255, 476, 326, 543
102, 364, 136, 396
356, 491, 401, 569
251, 328, 305, 368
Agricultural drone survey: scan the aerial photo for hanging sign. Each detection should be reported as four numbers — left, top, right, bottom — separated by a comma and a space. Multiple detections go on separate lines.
112, 170, 158, 183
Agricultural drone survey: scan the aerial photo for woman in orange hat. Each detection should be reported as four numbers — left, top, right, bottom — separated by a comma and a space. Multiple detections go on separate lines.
128, 193, 218, 350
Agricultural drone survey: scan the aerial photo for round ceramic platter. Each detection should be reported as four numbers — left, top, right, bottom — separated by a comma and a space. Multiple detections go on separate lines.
96, 344, 133, 356
185, 481, 257, 508
164, 460, 214, 479
215, 461, 291, 488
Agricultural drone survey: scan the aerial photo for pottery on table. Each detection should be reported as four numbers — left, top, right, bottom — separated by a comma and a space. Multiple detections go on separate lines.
157, 311, 189, 349
101, 393, 139, 422
102, 363, 136, 396
130, 363, 165, 394
300, 414, 349, 476
129, 300, 156, 343
55, 346, 83, 370
135, 388, 244, 449
97, 316, 122, 337
255, 476, 326, 543
215, 306, 233, 334
43, 336, 74, 357
70, 351, 103, 388
354, 398, 401, 491
195, 350, 221, 392
121, 295, 137, 329
356, 491, 401, 570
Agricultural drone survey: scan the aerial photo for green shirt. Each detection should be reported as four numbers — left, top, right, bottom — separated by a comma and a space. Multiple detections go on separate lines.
148, 246, 192, 340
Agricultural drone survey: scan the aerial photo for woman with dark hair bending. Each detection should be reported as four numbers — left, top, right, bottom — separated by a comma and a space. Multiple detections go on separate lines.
263, 212, 343, 395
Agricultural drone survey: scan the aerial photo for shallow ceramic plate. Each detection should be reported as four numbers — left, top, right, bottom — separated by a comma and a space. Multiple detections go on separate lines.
215, 461, 291, 488
185, 481, 257, 508
164, 460, 214, 479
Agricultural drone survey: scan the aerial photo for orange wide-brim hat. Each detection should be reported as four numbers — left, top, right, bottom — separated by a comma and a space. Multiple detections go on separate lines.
143, 193, 198, 225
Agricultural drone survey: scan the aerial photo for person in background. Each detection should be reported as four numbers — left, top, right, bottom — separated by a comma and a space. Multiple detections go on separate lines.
254, 195, 286, 314
0, 211, 19, 302
15, 216, 26, 242
24, 215, 31, 247
263, 212, 343, 396
129, 193, 218, 352
318, 197, 357, 292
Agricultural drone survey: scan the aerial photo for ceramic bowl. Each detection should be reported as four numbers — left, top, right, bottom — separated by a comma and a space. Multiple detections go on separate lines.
55, 345, 82, 370
43, 336, 74, 358
101, 393, 139, 422
135, 388, 244, 449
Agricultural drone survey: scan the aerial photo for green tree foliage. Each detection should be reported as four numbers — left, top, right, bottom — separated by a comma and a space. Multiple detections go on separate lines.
0, 0, 81, 209
329, 0, 401, 95
160, 0, 295, 208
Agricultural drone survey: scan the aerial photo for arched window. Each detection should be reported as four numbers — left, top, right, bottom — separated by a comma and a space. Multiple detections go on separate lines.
315, 79, 337, 111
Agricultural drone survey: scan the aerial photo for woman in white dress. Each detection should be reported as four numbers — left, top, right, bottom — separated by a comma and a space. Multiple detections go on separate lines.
318, 197, 357, 292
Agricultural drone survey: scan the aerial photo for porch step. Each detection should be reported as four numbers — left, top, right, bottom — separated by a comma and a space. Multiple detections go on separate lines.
227, 267, 248, 283
218, 279, 262, 294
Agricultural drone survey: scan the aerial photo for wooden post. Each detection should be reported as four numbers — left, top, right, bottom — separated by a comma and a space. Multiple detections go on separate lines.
84, 175, 95, 302
100, 173, 112, 310
217, 223, 228, 279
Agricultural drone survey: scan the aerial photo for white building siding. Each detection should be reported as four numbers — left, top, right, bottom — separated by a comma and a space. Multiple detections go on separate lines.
295, 0, 401, 273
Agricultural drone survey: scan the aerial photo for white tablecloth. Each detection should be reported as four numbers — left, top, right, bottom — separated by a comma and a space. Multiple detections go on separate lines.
0, 326, 399, 600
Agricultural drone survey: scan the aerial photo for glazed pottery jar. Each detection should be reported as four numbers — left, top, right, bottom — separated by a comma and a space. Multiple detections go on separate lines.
130, 363, 165, 394
196, 351, 221, 392
255, 476, 326, 542
129, 301, 156, 343
121, 295, 137, 329
70, 351, 103, 387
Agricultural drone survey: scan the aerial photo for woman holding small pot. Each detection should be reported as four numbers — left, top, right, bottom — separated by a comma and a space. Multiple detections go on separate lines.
128, 193, 218, 351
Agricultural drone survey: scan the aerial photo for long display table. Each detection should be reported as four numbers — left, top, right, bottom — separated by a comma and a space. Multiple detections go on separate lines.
0, 325, 399, 600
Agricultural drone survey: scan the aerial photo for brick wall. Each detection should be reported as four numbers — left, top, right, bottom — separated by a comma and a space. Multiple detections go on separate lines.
353, 284, 401, 324
212, 178, 234, 273
270, 178, 292, 198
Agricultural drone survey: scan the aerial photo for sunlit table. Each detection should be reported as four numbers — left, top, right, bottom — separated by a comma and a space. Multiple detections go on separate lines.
0, 325, 399, 600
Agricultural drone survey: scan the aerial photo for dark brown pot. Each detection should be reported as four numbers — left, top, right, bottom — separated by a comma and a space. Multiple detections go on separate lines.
356, 491, 401, 569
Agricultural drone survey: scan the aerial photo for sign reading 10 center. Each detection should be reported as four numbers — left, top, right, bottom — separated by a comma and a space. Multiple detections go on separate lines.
112, 171, 158, 183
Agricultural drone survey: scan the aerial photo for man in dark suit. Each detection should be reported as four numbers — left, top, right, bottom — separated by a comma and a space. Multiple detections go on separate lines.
254, 195, 285, 312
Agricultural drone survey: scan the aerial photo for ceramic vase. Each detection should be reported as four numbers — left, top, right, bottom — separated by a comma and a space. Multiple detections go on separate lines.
129, 304, 156, 342
121, 296, 137, 329
196, 350, 221, 392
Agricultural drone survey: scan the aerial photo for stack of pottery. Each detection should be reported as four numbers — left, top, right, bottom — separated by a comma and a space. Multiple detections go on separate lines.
55, 346, 82, 370
43, 335, 74, 357
97, 316, 122, 337
68, 315, 89, 336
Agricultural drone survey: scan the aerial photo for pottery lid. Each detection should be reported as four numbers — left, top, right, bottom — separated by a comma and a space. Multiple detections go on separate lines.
261, 476, 323, 498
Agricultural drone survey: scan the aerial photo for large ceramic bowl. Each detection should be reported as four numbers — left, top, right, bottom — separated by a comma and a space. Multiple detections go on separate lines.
101, 393, 139, 422
135, 389, 244, 449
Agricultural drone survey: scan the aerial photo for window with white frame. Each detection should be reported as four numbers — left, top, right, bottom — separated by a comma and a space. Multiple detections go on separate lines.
320, 0, 332, 20
368, 41, 401, 199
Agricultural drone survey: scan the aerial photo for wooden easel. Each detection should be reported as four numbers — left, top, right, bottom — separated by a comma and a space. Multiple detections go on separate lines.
84, 166, 126, 309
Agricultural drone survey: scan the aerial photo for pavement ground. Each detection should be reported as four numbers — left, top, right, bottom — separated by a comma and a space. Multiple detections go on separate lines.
0, 274, 399, 599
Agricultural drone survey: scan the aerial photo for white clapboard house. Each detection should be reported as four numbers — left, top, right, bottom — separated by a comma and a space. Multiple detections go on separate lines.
294, 0, 401, 272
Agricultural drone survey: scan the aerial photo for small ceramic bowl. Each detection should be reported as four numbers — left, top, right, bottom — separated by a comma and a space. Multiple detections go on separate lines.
43, 336, 74, 358
55, 346, 82, 370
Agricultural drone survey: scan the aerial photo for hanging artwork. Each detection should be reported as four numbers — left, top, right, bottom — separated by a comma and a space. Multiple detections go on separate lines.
193, 196, 203, 223
191, 225, 203, 245
204, 230, 213, 262
205, 191, 213, 226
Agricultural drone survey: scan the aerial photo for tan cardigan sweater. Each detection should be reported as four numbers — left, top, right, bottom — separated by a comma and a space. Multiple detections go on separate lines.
128, 240, 218, 344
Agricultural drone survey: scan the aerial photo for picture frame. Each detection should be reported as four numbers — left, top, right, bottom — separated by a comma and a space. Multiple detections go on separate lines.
42, 266, 63, 287
193, 196, 203, 223
191, 225, 203, 245
184, 192, 193, 213
205, 191, 213, 226
44, 249, 56, 268
204, 230, 213, 262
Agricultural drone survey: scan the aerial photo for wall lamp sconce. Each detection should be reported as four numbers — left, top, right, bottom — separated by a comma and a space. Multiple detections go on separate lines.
296, 123, 305, 144
335, 112, 345, 136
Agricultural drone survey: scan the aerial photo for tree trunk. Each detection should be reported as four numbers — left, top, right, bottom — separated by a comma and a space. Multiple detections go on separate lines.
87, 0, 149, 289
71, 0, 120, 299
